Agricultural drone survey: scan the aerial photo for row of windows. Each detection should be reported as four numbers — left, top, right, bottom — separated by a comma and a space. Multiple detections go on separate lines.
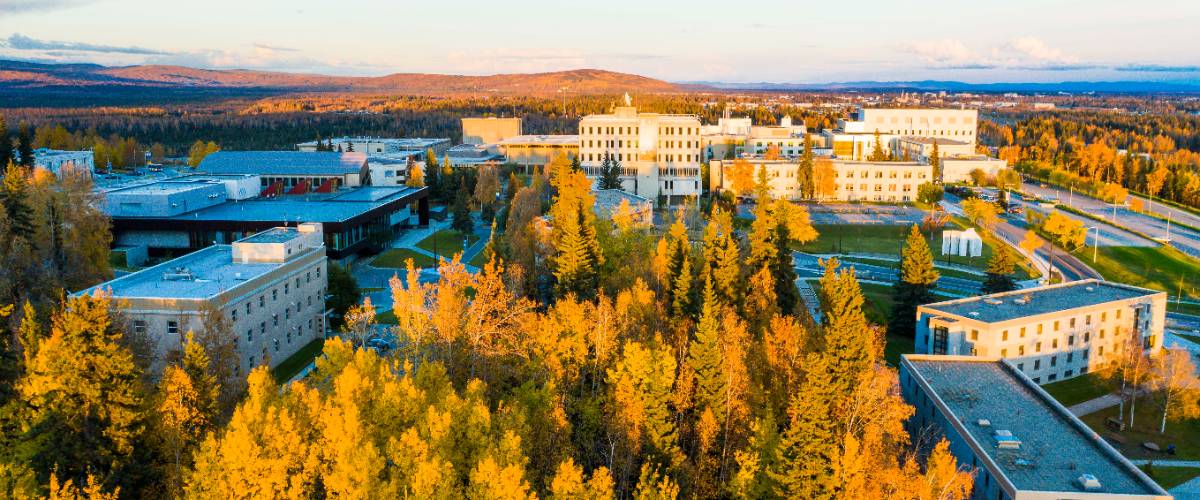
662, 180, 700, 191
580, 125, 698, 136
870, 115, 975, 125
841, 184, 916, 193
229, 265, 323, 323
839, 170, 926, 180
982, 325, 1122, 344
658, 168, 700, 177
242, 316, 325, 375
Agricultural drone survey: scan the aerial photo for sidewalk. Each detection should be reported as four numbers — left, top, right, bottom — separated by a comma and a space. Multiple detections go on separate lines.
1068, 393, 1124, 417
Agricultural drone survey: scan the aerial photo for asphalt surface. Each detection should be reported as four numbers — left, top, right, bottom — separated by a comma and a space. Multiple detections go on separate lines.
944, 192, 1102, 281
1022, 181, 1200, 258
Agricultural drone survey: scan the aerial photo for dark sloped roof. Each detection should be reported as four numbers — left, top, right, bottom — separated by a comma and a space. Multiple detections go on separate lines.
198, 151, 367, 176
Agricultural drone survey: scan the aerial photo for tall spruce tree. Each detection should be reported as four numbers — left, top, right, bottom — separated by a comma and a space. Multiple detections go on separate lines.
929, 140, 941, 182
2, 163, 35, 238
868, 129, 887, 161
816, 258, 875, 400
16, 122, 34, 168
599, 153, 623, 190
981, 244, 1019, 294
689, 276, 724, 415
796, 133, 815, 199
451, 183, 474, 234
0, 115, 12, 167
771, 354, 837, 499
889, 225, 939, 338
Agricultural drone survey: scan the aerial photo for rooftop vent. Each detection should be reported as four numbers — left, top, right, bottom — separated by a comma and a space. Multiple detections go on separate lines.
994, 429, 1021, 449
984, 298, 1003, 305
1085, 286, 1095, 292
968, 311, 980, 317
977, 419, 991, 427
162, 267, 195, 282
1014, 294, 1032, 305
1077, 474, 1102, 491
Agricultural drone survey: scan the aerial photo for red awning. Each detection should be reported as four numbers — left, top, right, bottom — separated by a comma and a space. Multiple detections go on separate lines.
314, 178, 335, 193
287, 180, 310, 195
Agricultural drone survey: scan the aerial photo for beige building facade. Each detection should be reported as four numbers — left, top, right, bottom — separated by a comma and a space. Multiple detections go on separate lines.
461, 117, 523, 145
80, 224, 329, 375
496, 134, 579, 173
709, 158, 932, 202
915, 280, 1166, 385
579, 101, 703, 200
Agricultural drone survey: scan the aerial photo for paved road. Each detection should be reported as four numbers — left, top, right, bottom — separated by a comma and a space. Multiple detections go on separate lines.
793, 252, 981, 295
945, 192, 1101, 281
1023, 181, 1200, 258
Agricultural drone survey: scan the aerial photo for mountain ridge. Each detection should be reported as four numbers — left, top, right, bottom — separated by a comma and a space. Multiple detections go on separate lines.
0, 60, 682, 95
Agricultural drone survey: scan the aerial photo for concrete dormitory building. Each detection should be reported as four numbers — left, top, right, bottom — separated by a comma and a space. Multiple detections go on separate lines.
708, 158, 933, 203
495, 135, 579, 173
900, 355, 1171, 500
914, 279, 1166, 385
78, 224, 329, 375
32, 148, 95, 178
701, 114, 809, 161
823, 107, 979, 162
578, 96, 703, 200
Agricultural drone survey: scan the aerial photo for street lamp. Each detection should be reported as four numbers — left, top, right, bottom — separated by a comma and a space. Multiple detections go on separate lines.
1088, 226, 1100, 263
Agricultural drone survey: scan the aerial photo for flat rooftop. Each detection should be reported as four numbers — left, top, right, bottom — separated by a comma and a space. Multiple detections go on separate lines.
198, 151, 367, 176
904, 356, 1163, 496
922, 279, 1159, 324
296, 137, 449, 148
79, 245, 286, 300
496, 135, 579, 146
106, 180, 219, 195
110, 186, 424, 223
239, 227, 301, 244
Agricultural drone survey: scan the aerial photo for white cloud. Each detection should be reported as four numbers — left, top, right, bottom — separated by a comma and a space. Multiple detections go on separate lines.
903, 36, 1094, 71
901, 39, 976, 65
0, 0, 93, 16
1000, 36, 1077, 64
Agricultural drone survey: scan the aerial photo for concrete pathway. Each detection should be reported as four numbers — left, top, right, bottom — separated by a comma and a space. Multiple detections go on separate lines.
1068, 393, 1124, 417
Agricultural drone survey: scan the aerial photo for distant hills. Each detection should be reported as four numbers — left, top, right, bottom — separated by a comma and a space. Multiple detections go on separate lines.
688, 79, 1200, 94
0, 60, 681, 95
3, 59, 1199, 104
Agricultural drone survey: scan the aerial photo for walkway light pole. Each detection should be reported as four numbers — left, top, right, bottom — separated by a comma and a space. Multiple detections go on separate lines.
1088, 226, 1100, 263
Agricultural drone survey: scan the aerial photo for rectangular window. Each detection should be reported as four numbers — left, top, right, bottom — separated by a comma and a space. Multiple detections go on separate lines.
1037, 324, 1043, 334
1020, 327, 1026, 338
1001, 349, 1008, 358
1052, 339, 1059, 349
231, 309, 238, 321
1054, 320, 1060, 331
970, 330, 979, 341
1002, 330, 1008, 341
1068, 335, 1074, 346
1019, 346, 1025, 356
1035, 359, 1041, 370
167, 321, 179, 335
1067, 352, 1074, 363
247, 329, 253, 342
246, 303, 252, 314
1051, 356, 1057, 367
1036, 342, 1042, 353
133, 320, 147, 335
272, 314, 278, 326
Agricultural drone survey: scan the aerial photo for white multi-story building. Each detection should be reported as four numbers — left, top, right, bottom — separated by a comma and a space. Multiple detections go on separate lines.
78, 224, 329, 375
823, 107, 979, 161
708, 158, 932, 202
32, 148, 94, 178
578, 97, 702, 200
915, 279, 1166, 385
702, 115, 808, 161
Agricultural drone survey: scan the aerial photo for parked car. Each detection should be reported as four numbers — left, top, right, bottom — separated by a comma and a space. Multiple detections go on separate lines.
365, 337, 393, 353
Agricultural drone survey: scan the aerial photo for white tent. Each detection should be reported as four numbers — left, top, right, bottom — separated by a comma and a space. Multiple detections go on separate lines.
941, 228, 983, 257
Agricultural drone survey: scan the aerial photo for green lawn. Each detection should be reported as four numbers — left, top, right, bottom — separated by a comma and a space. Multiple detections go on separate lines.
1080, 397, 1200, 460
1178, 333, 1200, 345
469, 248, 492, 268
371, 248, 438, 269
270, 338, 325, 383
1079, 245, 1200, 300
417, 230, 480, 258
797, 223, 1022, 275
1041, 372, 1114, 407
849, 282, 952, 367
1142, 464, 1200, 489
1169, 301, 1200, 317
376, 310, 398, 325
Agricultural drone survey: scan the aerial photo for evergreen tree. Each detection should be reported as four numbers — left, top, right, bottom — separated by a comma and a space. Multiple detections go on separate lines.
701, 208, 742, 309
889, 225, 939, 338
345, 141, 354, 152
570, 154, 582, 172
451, 182, 474, 234
868, 129, 887, 161
2, 163, 35, 238
929, 140, 941, 182
817, 258, 876, 401
0, 115, 12, 167
771, 354, 837, 498
549, 160, 603, 300
689, 276, 724, 415
796, 133, 815, 199
981, 244, 1019, 294
599, 153, 623, 190
16, 122, 34, 168
336, 144, 343, 153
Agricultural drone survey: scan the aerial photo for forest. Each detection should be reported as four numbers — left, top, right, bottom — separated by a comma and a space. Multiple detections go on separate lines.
0, 156, 976, 499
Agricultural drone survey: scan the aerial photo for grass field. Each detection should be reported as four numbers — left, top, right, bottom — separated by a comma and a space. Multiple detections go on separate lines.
1169, 301, 1200, 317
1041, 372, 1113, 407
469, 247, 492, 268
1080, 397, 1200, 460
852, 282, 956, 366
796, 223, 1031, 277
1075, 245, 1200, 300
1141, 464, 1200, 489
371, 248, 438, 269
376, 309, 398, 325
417, 230, 480, 258
270, 338, 325, 383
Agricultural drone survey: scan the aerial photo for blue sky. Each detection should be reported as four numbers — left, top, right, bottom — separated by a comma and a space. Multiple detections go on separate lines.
1, 0, 1198, 83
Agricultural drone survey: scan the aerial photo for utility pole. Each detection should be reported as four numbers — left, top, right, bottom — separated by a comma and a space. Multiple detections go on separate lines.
1091, 226, 1100, 263
1167, 211, 1173, 241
